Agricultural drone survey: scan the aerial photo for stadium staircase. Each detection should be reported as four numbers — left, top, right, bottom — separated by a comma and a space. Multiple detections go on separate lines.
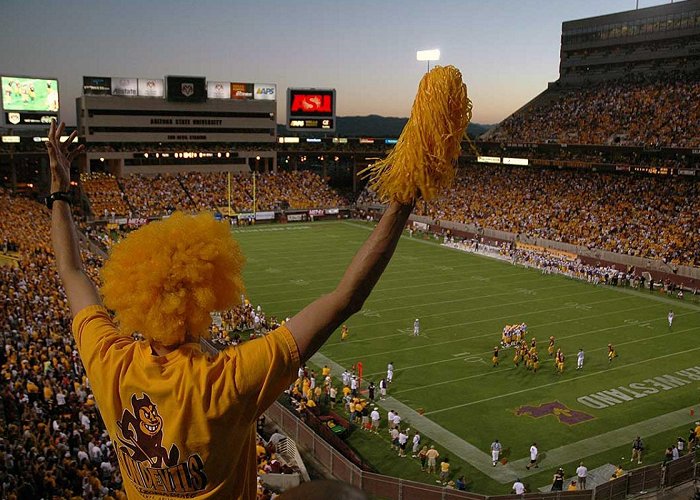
177, 176, 199, 210
116, 179, 136, 216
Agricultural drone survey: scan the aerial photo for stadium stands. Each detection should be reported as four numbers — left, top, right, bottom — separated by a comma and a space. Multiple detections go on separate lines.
81, 170, 348, 218
360, 164, 699, 267
0, 190, 120, 498
486, 74, 700, 147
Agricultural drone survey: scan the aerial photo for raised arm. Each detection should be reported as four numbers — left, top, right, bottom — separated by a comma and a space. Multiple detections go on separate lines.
286, 201, 413, 362
47, 121, 101, 317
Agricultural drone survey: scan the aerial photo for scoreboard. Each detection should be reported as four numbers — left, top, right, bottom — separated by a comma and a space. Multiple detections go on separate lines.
286, 88, 336, 132
1, 75, 60, 128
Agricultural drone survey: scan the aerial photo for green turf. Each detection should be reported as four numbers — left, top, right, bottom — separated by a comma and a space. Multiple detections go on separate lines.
233, 220, 700, 494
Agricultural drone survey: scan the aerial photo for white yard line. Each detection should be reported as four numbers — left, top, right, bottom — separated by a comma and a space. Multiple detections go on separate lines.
424, 340, 700, 416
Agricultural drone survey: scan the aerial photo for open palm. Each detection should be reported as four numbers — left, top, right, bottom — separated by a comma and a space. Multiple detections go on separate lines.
47, 120, 84, 192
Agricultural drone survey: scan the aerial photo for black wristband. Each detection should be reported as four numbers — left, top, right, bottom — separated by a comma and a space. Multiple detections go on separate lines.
46, 191, 72, 209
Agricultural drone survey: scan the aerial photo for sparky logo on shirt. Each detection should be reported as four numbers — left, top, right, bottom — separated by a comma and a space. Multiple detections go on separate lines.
115, 393, 208, 496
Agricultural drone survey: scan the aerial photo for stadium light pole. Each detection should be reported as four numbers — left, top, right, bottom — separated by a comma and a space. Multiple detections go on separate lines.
417, 49, 440, 72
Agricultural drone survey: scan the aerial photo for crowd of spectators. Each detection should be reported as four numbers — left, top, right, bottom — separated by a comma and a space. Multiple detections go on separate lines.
179, 172, 251, 212
120, 173, 193, 218
252, 171, 346, 210
82, 170, 347, 218
0, 189, 125, 499
488, 75, 700, 148
0, 189, 308, 498
80, 173, 130, 218
359, 165, 699, 267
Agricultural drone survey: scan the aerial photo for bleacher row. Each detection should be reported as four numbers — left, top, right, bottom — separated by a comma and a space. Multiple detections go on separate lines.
80, 170, 348, 219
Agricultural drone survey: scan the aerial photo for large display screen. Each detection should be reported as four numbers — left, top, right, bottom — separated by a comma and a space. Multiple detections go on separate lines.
288, 89, 334, 117
2, 76, 59, 112
287, 88, 335, 131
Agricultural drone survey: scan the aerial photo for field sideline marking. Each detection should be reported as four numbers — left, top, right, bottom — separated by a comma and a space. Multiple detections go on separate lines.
424, 338, 700, 416
271, 222, 700, 483
309, 351, 523, 482
362, 309, 697, 378
508, 404, 700, 472
312, 349, 700, 484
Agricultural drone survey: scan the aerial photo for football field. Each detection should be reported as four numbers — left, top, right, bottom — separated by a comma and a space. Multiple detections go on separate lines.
234, 220, 700, 493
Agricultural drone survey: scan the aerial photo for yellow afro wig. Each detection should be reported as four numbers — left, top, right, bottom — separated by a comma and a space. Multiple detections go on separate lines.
101, 212, 245, 347
361, 65, 472, 204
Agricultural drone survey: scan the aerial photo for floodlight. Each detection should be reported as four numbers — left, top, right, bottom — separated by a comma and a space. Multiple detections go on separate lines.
416, 49, 440, 61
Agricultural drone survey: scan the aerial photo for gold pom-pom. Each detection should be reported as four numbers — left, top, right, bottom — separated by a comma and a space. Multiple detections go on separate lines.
361, 65, 472, 203
101, 212, 245, 347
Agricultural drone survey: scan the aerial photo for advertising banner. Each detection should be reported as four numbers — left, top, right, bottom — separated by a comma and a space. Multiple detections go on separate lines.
5, 111, 56, 126
287, 214, 305, 222
230, 82, 254, 99
138, 78, 164, 97
83, 76, 112, 95
253, 83, 276, 100
477, 156, 501, 164
207, 81, 231, 99
503, 157, 529, 166
255, 211, 275, 221
111, 77, 138, 97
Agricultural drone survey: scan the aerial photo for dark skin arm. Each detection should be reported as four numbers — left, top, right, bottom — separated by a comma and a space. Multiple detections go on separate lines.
286, 201, 413, 362
47, 120, 101, 317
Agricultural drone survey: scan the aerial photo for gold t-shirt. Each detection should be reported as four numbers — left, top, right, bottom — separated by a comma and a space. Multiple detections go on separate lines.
72, 305, 299, 499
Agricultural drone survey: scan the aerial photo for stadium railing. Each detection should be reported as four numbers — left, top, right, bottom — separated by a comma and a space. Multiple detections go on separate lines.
265, 401, 698, 500
274, 436, 311, 482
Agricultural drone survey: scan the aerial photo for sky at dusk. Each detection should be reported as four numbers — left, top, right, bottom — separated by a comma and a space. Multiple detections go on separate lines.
0, 0, 676, 126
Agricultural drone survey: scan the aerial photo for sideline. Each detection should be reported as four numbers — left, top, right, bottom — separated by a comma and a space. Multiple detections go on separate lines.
303, 222, 699, 483
311, 349, 700, 483
309, 351, 521, 482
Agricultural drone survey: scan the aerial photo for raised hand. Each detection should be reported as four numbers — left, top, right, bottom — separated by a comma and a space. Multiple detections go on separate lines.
46, 120, 84, 192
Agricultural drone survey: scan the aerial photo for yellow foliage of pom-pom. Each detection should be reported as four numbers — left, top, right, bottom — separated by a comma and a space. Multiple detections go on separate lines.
101, 212, 245, 347
361, 65, 472, 204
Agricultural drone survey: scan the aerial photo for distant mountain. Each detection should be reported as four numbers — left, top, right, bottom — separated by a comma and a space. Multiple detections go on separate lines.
278, 115, 494, 139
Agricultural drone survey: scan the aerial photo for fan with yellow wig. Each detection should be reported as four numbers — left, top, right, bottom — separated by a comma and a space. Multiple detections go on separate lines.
101, 212, 245, 347
361, 65, 472, 204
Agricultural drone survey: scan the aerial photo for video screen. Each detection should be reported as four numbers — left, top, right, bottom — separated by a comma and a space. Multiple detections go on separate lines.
2, 76, 59, 112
